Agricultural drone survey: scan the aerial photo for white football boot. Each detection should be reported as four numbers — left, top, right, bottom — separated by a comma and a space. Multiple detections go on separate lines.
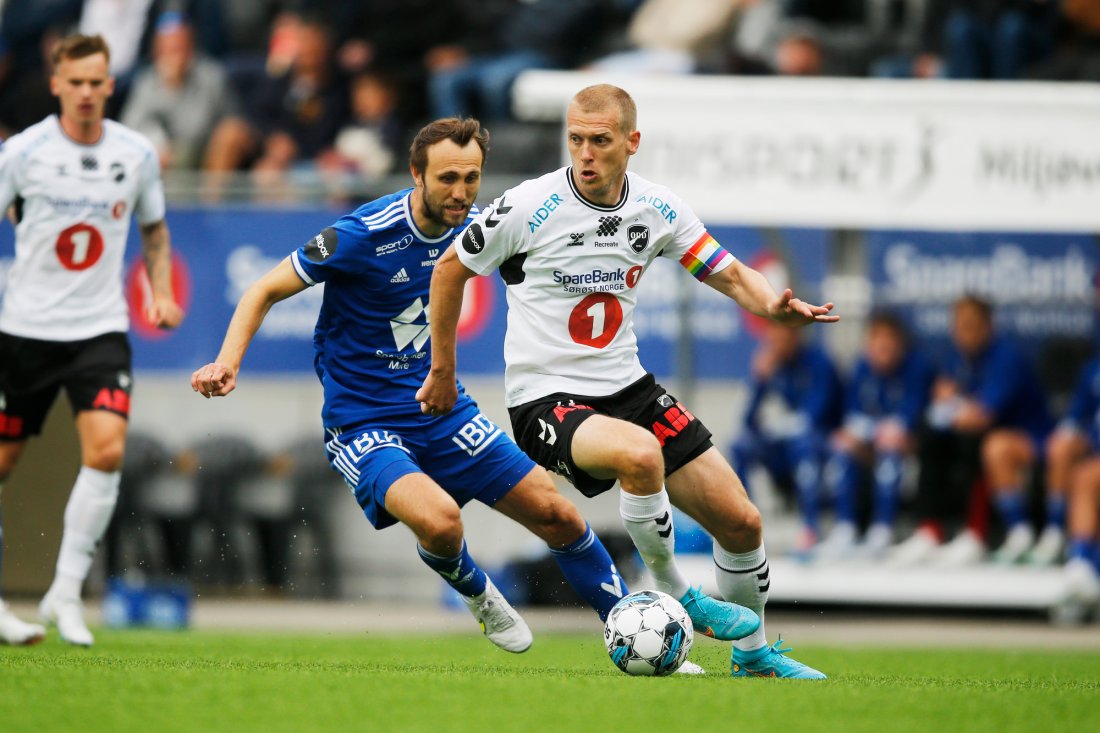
1025, 526, 1065, 566
885, 528, 939, 566
932, 529, 986, 567
992, 525, 1035, 565
39, 592, 94, 647
0, 601, 46, 645
461, 578, 532, 653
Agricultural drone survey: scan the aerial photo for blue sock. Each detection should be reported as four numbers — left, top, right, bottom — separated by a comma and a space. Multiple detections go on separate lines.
1068, 538, 1095, 563
994, 490, 1028, 529
794, 453, 822, 534
1045, 496, 1067, 529
549, 524, 627, 621
872, 453, 903, 526
828, 451, 860, 524
417, 541, 487, 598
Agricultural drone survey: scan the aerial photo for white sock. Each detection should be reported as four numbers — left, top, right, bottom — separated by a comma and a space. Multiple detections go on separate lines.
714, 542, 769, 653
49, 467, 120, 600
619, 488, 689, 598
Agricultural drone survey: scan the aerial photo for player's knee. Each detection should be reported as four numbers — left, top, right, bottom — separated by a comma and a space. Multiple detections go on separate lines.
537, 497, 587, 548
420, 505, 464, 553
616, 435, 664, 485
85, 443, 125, 472
713, 501, 763, 549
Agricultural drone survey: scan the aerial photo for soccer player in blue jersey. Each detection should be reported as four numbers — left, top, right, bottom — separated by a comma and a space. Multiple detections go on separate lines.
890, 295, 1052, 566
817, 312, 935, 560
191, 118, 628, 653
730, 321, 844, 556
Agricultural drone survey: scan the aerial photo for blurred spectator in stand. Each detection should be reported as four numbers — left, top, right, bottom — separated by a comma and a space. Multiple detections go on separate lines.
428, 0, 607, 121
1035, 355, 1100, 565
203, 14, 348, 182
316, 70, 402, 179
730, 321, 844, 555
121, 12, 239, 171
889, 295, 1052, 567
1026, 0, 1100, 81
588, 0, 744, 74
0, 0, 82, 81
79, 0, 157, 112
0, 26, 67, 138
937, 0, 1059, 79
816, 312, 935, 560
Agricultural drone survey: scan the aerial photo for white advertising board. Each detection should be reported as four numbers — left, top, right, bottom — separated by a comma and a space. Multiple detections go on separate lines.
513, 71, 1100, 232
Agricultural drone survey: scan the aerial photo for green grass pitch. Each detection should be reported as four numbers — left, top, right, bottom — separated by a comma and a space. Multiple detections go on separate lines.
3, 630, 1097, 733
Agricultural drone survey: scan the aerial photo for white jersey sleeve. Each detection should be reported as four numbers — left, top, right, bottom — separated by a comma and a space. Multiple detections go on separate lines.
0, 140, 19, 213
455, 186, 531, 276
133, 142, 166, 225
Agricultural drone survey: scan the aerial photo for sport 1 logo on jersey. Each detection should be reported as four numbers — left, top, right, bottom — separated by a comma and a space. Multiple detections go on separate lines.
56, 223, 104, 271
451, 413, 503, 457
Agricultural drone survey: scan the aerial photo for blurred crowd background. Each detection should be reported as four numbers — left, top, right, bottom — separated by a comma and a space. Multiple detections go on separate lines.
3, 1, 1100, 194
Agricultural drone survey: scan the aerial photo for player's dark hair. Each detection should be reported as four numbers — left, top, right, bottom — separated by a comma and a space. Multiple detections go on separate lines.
409, 118, 489, 175
571, 84, 637, 134
954, 293, 993, 323
51, 34, 111, 68
867, 309, 910, 344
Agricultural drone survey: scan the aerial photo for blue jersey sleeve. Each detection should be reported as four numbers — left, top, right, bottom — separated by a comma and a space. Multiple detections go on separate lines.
974, 341, 1027, 418
1064, 358, 1100, 431
899, 352, 935, 431
802, 347, 843, 431
290, 215, 364, 285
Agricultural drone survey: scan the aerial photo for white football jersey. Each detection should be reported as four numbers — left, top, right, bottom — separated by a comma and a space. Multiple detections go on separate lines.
456, 167, 735, 407
0, 116, 165, 341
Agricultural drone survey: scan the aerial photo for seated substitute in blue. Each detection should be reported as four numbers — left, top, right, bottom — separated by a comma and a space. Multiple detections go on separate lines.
730, 320, 844, 554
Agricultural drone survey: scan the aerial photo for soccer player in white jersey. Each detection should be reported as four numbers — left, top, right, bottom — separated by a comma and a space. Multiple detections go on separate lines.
0, 34, 183, 646
419, 84, 838, 678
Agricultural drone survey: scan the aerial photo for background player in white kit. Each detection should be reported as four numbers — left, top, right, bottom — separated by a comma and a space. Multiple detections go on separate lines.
419, 84, 837, 678
0, 35, 183, 646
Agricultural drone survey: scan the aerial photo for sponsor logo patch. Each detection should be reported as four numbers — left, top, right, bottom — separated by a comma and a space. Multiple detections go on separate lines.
304, 227, 338, 262
462, 222, 485, 255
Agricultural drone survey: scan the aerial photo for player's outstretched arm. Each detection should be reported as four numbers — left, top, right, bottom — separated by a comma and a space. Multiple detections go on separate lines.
705, 259, 838, 327
139, 219, 184, 329
416, 247, 478, 415
191, 256, 307, 399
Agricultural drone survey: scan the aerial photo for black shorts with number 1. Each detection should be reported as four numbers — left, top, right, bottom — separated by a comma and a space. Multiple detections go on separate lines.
508, 373, 713, 497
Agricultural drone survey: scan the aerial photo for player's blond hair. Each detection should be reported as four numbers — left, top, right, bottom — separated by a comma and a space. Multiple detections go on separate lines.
51, 34, 111, 68
409, 118, 490, 175
570, 84, 637, 135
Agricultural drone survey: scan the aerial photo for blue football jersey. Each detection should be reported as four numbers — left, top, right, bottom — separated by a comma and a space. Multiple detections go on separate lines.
944, 336, 1052, 439
742, 343, 844, 434
845, 349, 935, 431
290, 189, 477, 428
1063, 357, 1100, 446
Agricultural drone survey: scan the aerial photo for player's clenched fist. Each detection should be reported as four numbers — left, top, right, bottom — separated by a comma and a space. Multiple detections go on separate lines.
191, 362, 236, 398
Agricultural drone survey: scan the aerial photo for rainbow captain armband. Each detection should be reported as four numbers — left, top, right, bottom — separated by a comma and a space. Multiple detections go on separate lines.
679, 233, 734, 281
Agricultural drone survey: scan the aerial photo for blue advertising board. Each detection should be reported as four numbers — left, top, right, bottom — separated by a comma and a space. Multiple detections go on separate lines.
0, 206, 830, 380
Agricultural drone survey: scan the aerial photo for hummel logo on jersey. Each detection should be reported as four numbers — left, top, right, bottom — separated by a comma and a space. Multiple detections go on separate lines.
81, 155, 98, 171
484, 196, 512, 228
568, 232, 584, 246
390, 268, 410, 283
110, 162, 125, 182
596, 216, 621, 237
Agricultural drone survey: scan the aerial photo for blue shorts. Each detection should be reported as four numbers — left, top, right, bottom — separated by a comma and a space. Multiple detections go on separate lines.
323, 396, 536, 529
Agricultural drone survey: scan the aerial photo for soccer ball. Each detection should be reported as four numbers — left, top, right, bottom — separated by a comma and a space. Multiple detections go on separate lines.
603, 590, 693, 676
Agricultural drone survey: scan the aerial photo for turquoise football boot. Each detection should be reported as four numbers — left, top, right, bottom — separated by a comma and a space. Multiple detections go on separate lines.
678, 586, 760, 641
731, 637, 827, 679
